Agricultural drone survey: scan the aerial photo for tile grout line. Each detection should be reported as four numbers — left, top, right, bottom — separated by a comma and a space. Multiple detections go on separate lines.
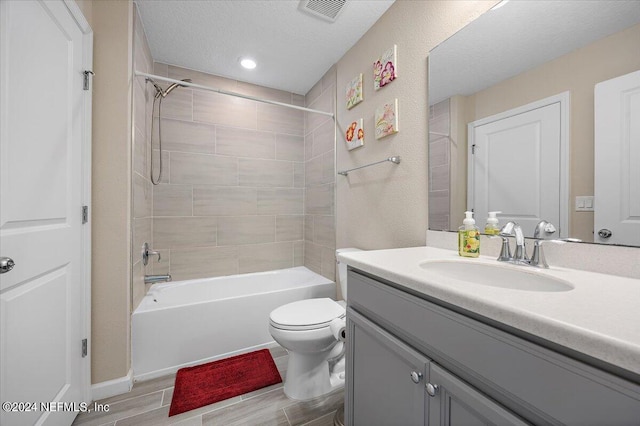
283, 406, 293, 426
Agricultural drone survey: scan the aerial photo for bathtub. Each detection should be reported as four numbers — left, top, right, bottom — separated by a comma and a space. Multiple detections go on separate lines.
132, 266, 336, 381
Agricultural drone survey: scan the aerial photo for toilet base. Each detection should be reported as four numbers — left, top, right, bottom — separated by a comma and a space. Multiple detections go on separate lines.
283, 350, 345, 401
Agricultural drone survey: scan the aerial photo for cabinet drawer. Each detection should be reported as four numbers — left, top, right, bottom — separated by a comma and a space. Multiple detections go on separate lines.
348, 269, 640, 425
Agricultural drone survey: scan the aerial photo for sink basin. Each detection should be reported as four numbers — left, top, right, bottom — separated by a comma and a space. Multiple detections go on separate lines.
419, 260, 573, 292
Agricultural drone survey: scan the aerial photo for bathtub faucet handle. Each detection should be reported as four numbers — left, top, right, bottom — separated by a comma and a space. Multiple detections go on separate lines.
142, 242, 161, 266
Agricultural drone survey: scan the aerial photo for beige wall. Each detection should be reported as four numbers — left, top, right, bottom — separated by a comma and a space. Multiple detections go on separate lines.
460, 23, 640, 242
336, 1, 497, 251
83, 0, 134, 384
305, 67, 337, 282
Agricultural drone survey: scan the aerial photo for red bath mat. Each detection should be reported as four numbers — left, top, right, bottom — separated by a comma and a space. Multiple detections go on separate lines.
168, 349, 282, 416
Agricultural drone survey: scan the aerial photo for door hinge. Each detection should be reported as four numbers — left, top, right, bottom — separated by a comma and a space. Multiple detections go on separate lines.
82, 206, 89, 224
83, 70, 94, 91
471, 144, 477, 154
82, 339, 88, 358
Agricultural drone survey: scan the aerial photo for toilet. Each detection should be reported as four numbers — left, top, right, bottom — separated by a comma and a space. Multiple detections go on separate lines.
268, 248, 361, 400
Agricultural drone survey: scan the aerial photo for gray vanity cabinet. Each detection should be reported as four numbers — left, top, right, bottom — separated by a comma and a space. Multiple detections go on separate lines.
345, 268, 640, 426
347, 309, 429, 426
347, 309, 527, 426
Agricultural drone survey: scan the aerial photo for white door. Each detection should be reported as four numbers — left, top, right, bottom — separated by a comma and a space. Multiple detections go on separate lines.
468, 93, 569, 238
0, 1, 91, 425
594, 70, 640, 246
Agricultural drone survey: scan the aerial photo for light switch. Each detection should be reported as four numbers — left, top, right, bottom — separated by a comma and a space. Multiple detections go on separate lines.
575, 196, 594, 212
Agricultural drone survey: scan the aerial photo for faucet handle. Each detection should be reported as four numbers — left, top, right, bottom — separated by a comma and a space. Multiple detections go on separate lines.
499, 221, 516, 236
533, 220, 557, 239
142, 242, 161, 266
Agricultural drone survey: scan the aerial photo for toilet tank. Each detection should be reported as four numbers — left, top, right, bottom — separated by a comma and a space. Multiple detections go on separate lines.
335, 248, 362, 301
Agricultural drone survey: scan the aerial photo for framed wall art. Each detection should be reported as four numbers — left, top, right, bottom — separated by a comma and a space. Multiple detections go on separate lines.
345, 118, 365, 150
373, 45, 397, 90
346, 73, 363, 109
375, 99, 399, 139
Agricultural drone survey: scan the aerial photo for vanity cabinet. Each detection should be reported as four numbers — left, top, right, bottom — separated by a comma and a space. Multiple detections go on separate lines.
349, 309, 428, 426
348, 309, 527, 426
345, 269, 640, 426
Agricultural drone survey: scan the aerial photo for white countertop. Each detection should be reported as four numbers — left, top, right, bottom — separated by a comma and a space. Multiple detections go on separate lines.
338, 246, 640, 377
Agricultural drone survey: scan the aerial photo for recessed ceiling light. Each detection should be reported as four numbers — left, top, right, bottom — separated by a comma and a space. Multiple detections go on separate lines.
240, 58, 257, 70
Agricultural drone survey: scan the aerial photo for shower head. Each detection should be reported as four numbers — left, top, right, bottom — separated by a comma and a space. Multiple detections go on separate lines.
161, 78, 192, 98
146, 77, 165, 97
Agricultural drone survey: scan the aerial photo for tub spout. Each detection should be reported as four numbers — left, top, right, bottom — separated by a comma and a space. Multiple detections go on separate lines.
144, 274, 172, 284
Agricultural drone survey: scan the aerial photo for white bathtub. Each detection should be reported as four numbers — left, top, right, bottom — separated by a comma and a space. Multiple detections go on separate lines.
132, 266, 336, 381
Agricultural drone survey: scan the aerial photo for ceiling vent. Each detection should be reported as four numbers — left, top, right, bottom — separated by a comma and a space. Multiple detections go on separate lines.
299, 0, 347, 23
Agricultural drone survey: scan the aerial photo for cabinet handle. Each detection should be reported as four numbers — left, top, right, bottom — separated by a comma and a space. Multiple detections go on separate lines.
426, 382, 439, 397
410, 371, 423, 384
0, 257, 15, 274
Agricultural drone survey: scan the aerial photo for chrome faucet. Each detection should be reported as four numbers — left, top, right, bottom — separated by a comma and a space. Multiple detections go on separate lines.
499, 221, 528, 264
144, 274, 172, 284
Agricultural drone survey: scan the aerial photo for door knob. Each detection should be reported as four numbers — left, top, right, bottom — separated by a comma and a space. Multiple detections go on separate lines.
598, 229, 612, 239
410, 371, 423, 384
0, 257, 15, 274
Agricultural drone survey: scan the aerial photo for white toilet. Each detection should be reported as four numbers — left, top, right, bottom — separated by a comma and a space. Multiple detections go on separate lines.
268, 248, 360, 400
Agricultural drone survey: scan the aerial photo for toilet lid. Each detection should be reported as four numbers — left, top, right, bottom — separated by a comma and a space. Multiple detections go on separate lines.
270, 298, 345, 330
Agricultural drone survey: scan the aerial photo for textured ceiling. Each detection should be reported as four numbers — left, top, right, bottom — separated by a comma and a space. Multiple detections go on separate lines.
135, 0, 395, 95
429, 0, 640, 105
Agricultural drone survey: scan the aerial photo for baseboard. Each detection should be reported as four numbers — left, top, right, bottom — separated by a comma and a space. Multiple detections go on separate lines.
91, 369, 134, 401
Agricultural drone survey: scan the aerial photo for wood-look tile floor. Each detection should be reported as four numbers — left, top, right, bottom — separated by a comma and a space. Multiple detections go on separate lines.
72, 346, 343, 426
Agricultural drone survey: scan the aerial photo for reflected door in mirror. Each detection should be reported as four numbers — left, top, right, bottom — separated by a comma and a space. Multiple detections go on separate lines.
468, 95, 567, 237
594, 70, 640, 246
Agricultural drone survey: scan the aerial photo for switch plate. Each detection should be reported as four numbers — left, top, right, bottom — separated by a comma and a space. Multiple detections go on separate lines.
575, 196, 594, 212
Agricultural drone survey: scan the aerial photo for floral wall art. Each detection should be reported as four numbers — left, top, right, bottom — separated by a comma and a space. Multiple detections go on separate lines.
346, 73, 363, 109
375, 99, 399, 139
345, 118, 365, 150
373, 45, 397, 90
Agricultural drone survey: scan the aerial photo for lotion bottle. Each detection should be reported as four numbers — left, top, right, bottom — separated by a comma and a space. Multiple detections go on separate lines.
458, 211, 480, 257
484, 211, 501, 235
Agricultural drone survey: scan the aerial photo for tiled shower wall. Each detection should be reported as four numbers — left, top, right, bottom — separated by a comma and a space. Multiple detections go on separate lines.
148, 62, 308, 283
428, 99, 451, 231
304, 68, 337, 282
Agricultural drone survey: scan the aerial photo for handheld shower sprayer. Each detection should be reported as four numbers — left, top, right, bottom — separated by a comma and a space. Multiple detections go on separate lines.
145, 77, 192, 185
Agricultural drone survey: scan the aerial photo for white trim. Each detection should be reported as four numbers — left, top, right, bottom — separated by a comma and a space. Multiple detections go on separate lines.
64, 0, 91, 33
91, 369, 134, 402
65, 0, 93, 404
467, 92, 570, 237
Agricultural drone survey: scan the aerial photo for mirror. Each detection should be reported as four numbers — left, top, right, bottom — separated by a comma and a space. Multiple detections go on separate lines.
427, 0, 640, 246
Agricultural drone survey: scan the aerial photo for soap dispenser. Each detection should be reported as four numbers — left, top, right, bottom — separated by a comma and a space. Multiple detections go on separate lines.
484, 211, 502, 235
458, 211, 480, 258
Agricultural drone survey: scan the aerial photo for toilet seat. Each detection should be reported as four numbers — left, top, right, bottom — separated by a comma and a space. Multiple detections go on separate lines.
270, 298, 345, 331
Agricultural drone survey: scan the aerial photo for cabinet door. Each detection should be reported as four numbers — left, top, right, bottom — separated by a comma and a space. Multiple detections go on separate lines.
428, 363, 529, 426
347, 309, 429, 426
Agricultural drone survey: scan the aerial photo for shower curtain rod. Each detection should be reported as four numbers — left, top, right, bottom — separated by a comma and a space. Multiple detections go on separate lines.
134, 71, 335, 118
